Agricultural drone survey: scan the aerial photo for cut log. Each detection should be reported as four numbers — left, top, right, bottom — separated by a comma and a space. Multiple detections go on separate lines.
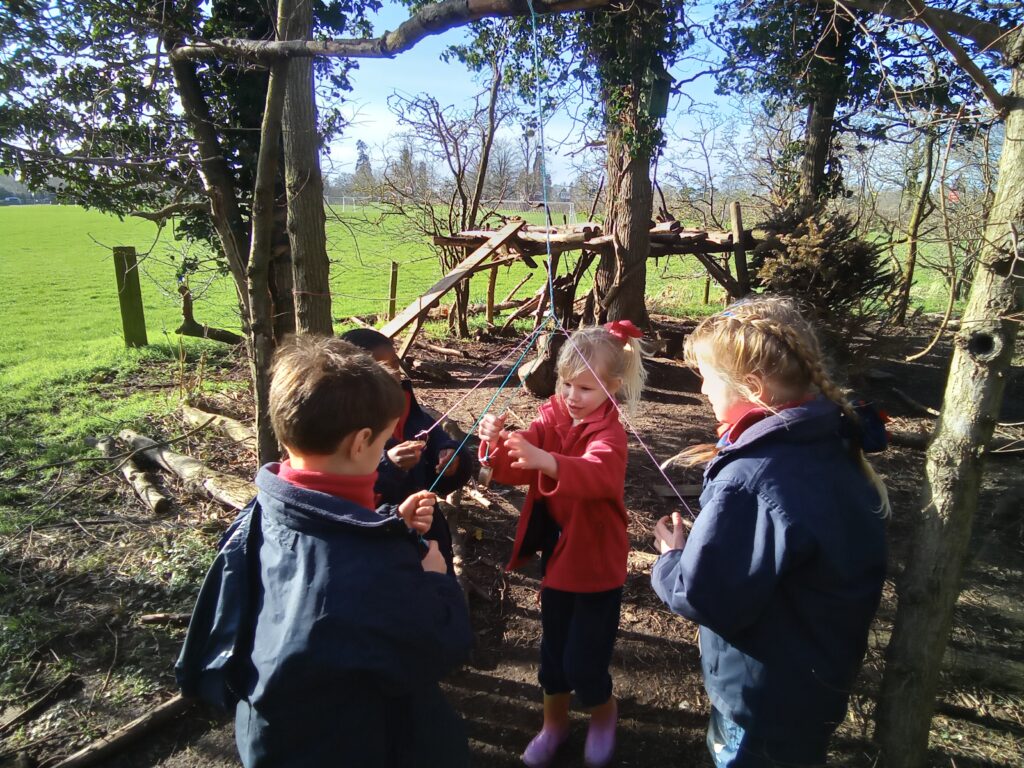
49, 695, 193, 768
415, 341, 465, 358
181, 404, 256, 451
96, 437, 170, 515
118, 430, 255, 510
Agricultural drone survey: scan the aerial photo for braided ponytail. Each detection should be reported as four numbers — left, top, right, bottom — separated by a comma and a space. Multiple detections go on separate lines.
680, 296, 890, 515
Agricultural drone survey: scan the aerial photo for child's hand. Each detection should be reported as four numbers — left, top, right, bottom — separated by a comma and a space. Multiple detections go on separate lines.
399, 490, 436, 534
388, 440, 425, 471
436, 448, 459, 477
506, 432, 557, 476
653, 512, 689, 555
479, 414, 508, 444
420, 540, 447, 574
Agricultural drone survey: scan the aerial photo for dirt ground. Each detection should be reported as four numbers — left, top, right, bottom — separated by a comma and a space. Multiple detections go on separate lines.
2, 315, 1023, 768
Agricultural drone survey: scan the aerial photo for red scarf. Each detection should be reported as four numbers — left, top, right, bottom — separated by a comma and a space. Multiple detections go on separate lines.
279, 460, 377, 511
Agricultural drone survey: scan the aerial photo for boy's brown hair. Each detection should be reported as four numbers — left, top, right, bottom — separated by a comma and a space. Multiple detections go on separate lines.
269, 335, 405, 455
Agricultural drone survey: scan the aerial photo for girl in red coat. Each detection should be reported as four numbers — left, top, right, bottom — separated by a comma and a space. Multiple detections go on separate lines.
479, 321, 645, 768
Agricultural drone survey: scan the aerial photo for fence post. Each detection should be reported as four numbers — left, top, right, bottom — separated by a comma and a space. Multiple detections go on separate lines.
729, 201, 750, 297
486, 266, 498, 325
113, 246, 148, 347
388, 261, 399, 321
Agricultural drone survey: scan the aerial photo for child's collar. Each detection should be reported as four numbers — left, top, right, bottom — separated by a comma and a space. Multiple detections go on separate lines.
716, 396, 815, 448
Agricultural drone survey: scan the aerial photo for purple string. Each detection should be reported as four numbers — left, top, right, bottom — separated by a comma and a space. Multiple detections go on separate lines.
552, 319, 699, 520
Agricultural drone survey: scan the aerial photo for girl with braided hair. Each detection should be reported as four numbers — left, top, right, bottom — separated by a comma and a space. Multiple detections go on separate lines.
651, 296, 888, 767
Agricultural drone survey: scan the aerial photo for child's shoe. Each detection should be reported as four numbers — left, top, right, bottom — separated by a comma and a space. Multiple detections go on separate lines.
521, 726, 568, 767
583, 697, 617, 768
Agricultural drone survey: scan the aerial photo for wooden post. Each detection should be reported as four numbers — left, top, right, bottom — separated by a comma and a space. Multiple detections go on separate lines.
729, 201, 750, 297
486, 265, 498, 325
112, 246, 148, 347
388, 261, 399, 321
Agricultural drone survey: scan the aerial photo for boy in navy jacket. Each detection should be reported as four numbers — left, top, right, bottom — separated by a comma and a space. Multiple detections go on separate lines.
342, 328, 473, 567
176, 335, 473, 768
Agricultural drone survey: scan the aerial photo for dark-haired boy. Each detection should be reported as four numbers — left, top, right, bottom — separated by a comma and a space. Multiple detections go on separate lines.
341, 328, 473, 569
176, 336, 473, 767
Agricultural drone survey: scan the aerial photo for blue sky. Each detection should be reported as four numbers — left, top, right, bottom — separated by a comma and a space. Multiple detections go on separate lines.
326, 2, 725, 185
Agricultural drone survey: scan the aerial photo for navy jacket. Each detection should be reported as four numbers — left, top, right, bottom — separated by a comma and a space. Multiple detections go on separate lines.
176, 464, 473, 768
377, 381, 473, 505
652, 397, 886, 737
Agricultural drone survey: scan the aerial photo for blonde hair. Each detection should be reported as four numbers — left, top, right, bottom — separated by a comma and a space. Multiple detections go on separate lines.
556, 326, 646, 415
683, 296, 890, 515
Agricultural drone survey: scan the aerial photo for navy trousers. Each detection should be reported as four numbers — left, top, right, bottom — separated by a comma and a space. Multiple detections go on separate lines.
539, 586, 622, 707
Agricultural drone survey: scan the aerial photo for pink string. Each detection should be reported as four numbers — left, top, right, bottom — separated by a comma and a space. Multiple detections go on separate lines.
413, 326, 546, 440
552, 319, 699, 520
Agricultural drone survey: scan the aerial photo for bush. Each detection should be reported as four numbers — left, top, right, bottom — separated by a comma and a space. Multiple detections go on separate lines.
750, 207, 896, 357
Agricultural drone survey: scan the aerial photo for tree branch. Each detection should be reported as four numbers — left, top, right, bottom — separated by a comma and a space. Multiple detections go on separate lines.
834, 0, 1008, 54
0, 140, 189, 169
129, 201, 210, 223
170, 0, 611, 62
904, 0, 1007, 113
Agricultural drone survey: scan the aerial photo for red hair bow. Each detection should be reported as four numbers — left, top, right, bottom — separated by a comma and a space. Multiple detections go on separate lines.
604, 319, 643, 342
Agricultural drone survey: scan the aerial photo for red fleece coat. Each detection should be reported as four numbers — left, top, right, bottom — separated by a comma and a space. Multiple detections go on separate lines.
480, 397, 629, 592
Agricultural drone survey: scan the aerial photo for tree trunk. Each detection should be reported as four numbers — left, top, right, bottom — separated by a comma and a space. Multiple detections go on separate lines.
165, 47, 251, 317
896, 130, 937, 324
248, 51, 290, 465
876, 64, 1024, 768
281, 0, 333, 335
270, 195, 297, 342
594, 126, 651, 325
797, 14, 854, 210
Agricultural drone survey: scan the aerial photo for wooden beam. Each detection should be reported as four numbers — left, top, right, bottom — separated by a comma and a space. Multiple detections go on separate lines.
730, 202, 751, 296
381, 220, 525, 339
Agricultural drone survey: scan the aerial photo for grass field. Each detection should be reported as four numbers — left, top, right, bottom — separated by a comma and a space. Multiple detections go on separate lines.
0, 203, 949, 494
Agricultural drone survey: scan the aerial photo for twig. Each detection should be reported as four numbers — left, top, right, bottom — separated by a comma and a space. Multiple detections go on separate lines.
889, 387, 941, 417
48, 695, 193, 768
137, 613, 191, 626
0, 673, 75, 737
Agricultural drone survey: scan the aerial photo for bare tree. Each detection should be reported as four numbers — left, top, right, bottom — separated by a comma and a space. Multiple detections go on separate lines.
380, 59, 518, 335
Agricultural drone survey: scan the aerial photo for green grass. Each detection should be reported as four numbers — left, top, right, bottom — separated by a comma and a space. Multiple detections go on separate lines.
0, 204, 952, 494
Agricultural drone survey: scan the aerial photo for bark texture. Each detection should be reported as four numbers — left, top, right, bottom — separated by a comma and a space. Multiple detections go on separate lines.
594, 126, 651, 325
876, 62, 1024, 768
281, 0, 333, 335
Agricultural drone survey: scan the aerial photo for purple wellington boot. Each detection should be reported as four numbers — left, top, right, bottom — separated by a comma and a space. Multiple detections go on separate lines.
521, 726, 569, 768
583, 697, 618, 768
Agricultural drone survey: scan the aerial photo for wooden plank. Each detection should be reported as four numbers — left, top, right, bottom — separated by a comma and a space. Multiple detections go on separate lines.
382, 220, 525, 339
397, 315, 424, 360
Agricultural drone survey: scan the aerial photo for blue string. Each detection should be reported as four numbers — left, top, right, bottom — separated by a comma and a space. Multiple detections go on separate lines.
429, 317, 552, 492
